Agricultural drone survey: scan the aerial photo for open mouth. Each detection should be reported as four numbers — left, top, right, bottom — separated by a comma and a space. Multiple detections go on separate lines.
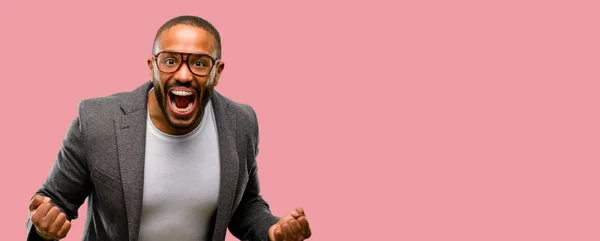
167, 88, 197, 116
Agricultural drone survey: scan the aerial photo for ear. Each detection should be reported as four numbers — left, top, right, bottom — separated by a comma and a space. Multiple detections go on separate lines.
147, 57, 154, 77
213, 61, 225, 87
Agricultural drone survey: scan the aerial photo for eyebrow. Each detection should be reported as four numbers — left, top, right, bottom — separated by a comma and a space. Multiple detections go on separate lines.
161, 50, 211, 56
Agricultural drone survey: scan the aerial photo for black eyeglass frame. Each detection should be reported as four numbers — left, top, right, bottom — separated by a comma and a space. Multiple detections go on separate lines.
153, 51, 221, 76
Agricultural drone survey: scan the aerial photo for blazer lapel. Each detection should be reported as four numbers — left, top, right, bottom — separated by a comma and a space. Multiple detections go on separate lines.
115, 82, 152, 241
112, 84, 240, 241
210, 91, 240, 241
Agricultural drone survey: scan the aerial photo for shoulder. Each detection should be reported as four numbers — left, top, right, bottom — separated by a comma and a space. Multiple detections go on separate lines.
212, 91, 258, 125
76, 82, 151, 129
211, 91, 261, 140
76, 91, 130, 126
78, 91, 127, 116
78, 82, 151, 118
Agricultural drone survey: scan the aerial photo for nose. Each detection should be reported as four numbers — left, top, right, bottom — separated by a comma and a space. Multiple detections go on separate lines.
174, 59, 193, 83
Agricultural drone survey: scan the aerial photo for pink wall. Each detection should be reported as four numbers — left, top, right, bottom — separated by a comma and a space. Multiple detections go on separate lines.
2, 0, 599, 240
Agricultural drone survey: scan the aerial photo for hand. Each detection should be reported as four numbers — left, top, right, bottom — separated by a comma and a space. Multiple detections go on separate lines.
29, 194, 72, 240
269, 207, 312, 241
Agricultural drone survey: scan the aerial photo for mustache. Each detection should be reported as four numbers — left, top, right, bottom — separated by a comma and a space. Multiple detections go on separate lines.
163, 82, 201, 96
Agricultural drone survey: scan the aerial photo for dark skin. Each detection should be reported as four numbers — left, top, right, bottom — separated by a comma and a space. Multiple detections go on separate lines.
150, 24, 312, 241
269, 207, 313, 241
147, 24, 224, 135
29, 24, 311, 241
29, 195, 71, 240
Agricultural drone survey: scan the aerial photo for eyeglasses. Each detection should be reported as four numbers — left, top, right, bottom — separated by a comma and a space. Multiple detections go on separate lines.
153, 51, 220, 76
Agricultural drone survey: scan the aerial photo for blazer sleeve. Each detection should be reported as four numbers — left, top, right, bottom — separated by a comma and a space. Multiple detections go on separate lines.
26, 101, 93, 240
228, 106, 279, 241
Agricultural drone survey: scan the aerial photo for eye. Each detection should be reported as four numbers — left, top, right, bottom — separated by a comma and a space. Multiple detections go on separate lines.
192, 60, 207, 67
163, 58, 178, 66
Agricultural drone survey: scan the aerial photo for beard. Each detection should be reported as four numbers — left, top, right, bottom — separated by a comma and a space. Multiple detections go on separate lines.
152, 77, 215, 130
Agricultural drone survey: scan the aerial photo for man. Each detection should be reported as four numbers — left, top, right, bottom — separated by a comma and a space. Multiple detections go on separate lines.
26, 15, 312, 241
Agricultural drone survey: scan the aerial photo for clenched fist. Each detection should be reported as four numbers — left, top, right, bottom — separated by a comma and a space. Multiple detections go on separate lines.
29, 194, 72, 240
269, 207, 312, 241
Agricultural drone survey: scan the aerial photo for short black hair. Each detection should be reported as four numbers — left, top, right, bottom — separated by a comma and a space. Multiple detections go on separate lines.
153, 15, 222, 59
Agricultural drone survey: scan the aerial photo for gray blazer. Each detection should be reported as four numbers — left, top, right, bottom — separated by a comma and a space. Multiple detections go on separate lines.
26, 82, 279, 241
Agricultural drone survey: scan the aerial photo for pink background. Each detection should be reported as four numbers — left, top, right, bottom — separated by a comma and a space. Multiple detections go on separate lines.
2, 0, 599, 240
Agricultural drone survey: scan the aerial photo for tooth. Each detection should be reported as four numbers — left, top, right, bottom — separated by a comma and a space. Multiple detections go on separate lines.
171, 90, 193, 96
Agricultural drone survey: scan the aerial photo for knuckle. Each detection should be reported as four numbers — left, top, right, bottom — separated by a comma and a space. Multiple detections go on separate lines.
47, 230, 57, 237
38, 203, 50, 211
64, 221, 72, 231
31, 214, 40, 223
56, 228, 67, 238
48, 222, 58, 230
52, 221, 64, 230
38, 222, 49, 230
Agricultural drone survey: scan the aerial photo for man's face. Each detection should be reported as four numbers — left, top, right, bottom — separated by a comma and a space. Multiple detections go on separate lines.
148, 25, 223, 130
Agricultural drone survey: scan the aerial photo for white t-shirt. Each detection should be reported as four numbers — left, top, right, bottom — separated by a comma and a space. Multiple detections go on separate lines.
138, 94, 221, 241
